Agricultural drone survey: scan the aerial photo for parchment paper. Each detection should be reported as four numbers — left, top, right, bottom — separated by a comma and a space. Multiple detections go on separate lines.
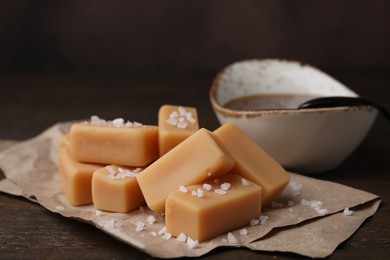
0, 122, 381, 258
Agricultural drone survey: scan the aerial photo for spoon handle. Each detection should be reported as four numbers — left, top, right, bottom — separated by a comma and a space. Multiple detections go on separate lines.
298, 97, 390, 121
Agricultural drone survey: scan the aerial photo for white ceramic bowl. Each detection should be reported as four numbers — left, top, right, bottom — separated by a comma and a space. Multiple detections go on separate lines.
210, 59, 378, 174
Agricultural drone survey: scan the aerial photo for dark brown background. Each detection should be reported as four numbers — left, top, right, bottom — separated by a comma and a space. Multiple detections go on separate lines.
1, 0, 390, 74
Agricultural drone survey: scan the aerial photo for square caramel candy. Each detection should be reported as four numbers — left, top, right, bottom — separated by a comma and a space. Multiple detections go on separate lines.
69, 116, 159, 167
58, 142, 103, 206
158, 105, 199, 156
165, 174, 262, 242
136, 128, 235, 212
92, 165, 145, 213
214, 123, 290, 207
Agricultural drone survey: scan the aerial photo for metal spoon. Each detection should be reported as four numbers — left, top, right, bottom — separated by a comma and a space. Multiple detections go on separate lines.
298, 96, 390, 121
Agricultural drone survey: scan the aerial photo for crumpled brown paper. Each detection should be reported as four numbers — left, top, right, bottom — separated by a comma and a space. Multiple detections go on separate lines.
0, 122, 381, 258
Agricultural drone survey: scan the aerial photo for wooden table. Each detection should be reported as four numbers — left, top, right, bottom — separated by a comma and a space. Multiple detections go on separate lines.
0, 71, 389, 259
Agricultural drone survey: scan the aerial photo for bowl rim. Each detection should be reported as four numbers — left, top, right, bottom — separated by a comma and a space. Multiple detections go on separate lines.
209, 59, 371, 118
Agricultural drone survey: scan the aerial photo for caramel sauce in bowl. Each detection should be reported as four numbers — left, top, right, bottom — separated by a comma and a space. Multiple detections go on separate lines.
210, 59, 378, 174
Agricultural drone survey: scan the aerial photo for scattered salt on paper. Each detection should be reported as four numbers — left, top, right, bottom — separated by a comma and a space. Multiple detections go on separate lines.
146, 215, 156, 225
98, 218, 121, 229
239, 228, 248, 236
176, 233, 187, 242
343, 207, 353, 216
55, 205, 65, 211
95, 210, 104, 217
187, 237, 199, 249
227, 232, 238, 244
259, 215, 270, 225
158, 226, 167, 236
162, 232, 172, 240
301, 199, 328, 216
250, 218, 260, 227
191, 190, 198, 196
135, 221, 145, 232
150, 231, 157, 237
289, 179, 303, 196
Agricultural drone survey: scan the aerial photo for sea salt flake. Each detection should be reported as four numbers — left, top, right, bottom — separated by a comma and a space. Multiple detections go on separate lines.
90, 115, 106, 126
221, 182, 231, 191
176, 233, 187, 242
150, 231, 157, 237
191, 190, 198, 196
214, 189, 226, 195
158, 226, 167, 236
186, 113, 195, 123
197, 188, 205, 198
146, 215, 156, 224
95, 210, 104, 217
179, 185, 188, 193
162, 232, 172, 240
166, 118, 178, 126
112, 118, 124, 127
133, 121, 143, 127
203, 183, 212, 191
135, 221, 145, 232
241, 178, 250, 187
239, 228, 248, 236
139, 206, 145, 213
55, 205, 65, 211
316, 208, 328, 216
98, 218, 119, 229
169, 111, 179, 118
178, 106, 186, 116
301, 199, 328, 215
259, 215, 269, 225
177, 122, 188, 129
227, 232, 238, 243
187, 237, 199, 249
343, 207, 353, 216
250, 218, 260, 226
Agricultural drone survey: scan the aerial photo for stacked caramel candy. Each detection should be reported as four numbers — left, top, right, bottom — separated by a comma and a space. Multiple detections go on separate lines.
58, 104, 290, 243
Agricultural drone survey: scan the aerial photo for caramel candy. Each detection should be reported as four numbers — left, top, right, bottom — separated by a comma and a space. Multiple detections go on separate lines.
158, 105, 199, 156
165, 174, 262, 242
214, 123, 290, 207
92, 165, 145, 213
58, 145, 103, 206
69, 117, 159, 166
136, 128, 235, 212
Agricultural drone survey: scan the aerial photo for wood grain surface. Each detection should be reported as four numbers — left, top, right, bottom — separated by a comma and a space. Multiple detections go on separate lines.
0, 72, 389, 259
